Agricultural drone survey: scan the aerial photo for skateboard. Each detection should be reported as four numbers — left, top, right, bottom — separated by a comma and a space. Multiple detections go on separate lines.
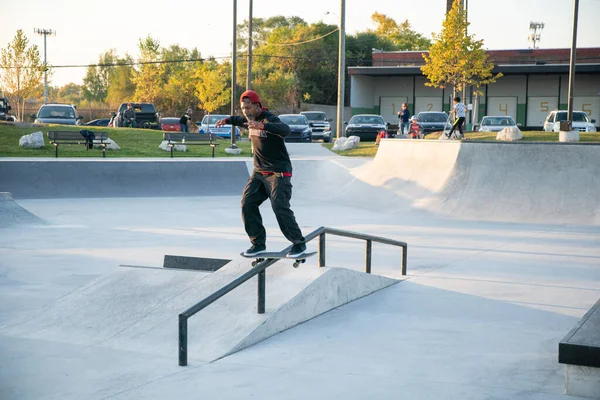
240, 251, 317, 268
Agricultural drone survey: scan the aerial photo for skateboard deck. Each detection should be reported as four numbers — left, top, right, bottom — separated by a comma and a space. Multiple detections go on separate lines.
240, 251, 317, 268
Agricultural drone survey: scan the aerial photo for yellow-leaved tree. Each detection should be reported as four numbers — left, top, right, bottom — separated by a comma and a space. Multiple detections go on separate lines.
195, 60, 231, 114
0, 30, 44, 120
421, 0, 501, 97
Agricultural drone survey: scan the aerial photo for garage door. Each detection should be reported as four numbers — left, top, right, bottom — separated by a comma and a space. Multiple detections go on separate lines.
414, 97, 443, 114
527, 96, 558, 128
487, 97, 517, 121
573, 96, 600, 127
379, 97, 408, 125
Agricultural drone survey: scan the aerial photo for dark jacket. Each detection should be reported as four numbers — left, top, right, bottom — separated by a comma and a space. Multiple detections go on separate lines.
399, 108, 410, 123
180, 114, 190, 124
227, 109, 292, 173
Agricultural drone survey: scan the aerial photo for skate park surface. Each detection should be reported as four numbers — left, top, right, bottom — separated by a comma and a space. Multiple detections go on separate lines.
1, 140, 599, 399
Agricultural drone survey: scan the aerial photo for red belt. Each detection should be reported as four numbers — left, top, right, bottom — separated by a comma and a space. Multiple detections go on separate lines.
261, 172, 292, 177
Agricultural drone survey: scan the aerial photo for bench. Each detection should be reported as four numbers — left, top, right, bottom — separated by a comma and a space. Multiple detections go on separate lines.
48, 130, 109, 158
558, 297, 600, 398
163, 133, 219, 158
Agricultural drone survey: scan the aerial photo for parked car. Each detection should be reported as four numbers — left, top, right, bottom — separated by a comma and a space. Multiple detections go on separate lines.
160, 117, 181, 131
416, 111, 451, 135
299, 111, 332, 142
478, 116, 519, 132
344, 114, 387, 141
543, 110, 597, 132
111, 102, 160, 129
31, 103, 83, 125
279, 114, 312, 142
84, 118, 111, 127
0, 97, 17, 121
198, 114, 240, 139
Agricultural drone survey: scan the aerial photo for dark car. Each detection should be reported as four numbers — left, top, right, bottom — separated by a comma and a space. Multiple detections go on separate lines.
344, 114, 387, 141
31, 103, 83, 125
84, 118, 111, 127
416, 111, 450, 135
279, 114, 312, 142
112, 102, 160, 129
299, 111, 332, 142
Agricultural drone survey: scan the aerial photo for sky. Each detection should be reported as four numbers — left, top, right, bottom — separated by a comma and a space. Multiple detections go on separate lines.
1, 0, 600, 88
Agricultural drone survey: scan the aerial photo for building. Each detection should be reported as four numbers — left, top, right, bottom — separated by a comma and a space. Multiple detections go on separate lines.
348, 48, 600, 129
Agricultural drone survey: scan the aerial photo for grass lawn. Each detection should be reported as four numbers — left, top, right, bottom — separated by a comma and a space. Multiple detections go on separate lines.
0, 123, 252, 158
322, 141, 379, 157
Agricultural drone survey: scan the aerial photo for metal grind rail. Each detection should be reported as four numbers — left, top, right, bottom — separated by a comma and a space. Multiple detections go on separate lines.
178, 226, 407, 366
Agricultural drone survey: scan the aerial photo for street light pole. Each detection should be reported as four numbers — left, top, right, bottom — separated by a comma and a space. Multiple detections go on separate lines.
231, 0, 238, 148
246, 0, 253, 90
34, 28, 55, 104
335, 0, 346, 139
567, 0, 579, 124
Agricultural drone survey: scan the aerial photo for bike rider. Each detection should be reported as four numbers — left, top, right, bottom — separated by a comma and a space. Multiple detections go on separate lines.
121, 103, 136, 128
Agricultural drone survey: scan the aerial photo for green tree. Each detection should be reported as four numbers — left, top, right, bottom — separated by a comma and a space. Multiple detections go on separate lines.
82, 49, 118, 103
421, 0, 501, 95
57, 83, 85, 104
159, 45, 201, 116
105, 56, 136, 108
133, 35, 162, 103
0, 29, 44, 120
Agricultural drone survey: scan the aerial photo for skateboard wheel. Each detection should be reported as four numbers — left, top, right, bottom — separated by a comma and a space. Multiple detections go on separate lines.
251, 261, 257, 267
293, 262, 299, 268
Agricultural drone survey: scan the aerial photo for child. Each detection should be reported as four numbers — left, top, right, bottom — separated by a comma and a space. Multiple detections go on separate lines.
408, 116, 422, 139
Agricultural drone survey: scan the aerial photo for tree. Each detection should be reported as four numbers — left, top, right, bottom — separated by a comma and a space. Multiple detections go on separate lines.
159, 45, 201, 116
370, 13, 431, 50
82, 49, 118, 103
0, 30, 44, 120
195, 60, 230, 113
57, 83, 85, 104
105, 56, 136, 108
133, 35, 162, 103
421, 0, 501, 96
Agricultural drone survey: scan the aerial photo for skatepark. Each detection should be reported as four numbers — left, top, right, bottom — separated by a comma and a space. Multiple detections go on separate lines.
1, 140, 599, 399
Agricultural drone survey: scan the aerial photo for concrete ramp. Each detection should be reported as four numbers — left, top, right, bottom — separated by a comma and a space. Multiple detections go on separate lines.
349, 140, 600, 225
0, 192, 46, 228
0, 261, 397, 362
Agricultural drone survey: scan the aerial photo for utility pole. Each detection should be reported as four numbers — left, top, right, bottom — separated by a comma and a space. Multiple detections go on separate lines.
567, 0, 579, 126
34, 28, 55, 104
335, 0, 346, 139
246, 0, 253, 90
230, 0, 238, 148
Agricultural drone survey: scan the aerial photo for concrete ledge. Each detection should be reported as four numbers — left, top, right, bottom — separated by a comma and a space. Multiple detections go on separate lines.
565, 365, 600, 399
559, 298, 600, 368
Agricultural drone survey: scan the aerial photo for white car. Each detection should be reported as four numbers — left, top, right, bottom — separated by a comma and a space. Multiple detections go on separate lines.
543, 110, 597, 132
478, 116, 519, 132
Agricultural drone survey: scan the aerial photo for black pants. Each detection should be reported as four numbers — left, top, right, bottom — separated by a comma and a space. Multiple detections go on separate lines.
448, 117, 465, 137
241, 172, 305, 246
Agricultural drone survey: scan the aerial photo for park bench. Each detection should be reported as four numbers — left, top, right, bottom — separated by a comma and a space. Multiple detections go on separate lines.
48, 130, 109, 158
558, 297, 600, 398
163, 132, 219, 158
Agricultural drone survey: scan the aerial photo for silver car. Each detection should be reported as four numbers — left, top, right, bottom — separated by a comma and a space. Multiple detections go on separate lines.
31, 103, 83, 125
478, 116, 518, 132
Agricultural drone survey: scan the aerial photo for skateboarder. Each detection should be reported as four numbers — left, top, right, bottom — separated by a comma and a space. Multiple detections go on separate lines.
447, 97, 466, 139
215, 90, 307, 258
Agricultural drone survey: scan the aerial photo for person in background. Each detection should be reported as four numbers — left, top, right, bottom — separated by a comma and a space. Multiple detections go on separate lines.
447, 97, 466, 139
397, 103, 410, 135
180, 108, 192, 133
122, 103, 136, 128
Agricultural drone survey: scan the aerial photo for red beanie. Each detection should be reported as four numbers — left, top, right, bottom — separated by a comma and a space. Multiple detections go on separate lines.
240, 90, 261, 106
